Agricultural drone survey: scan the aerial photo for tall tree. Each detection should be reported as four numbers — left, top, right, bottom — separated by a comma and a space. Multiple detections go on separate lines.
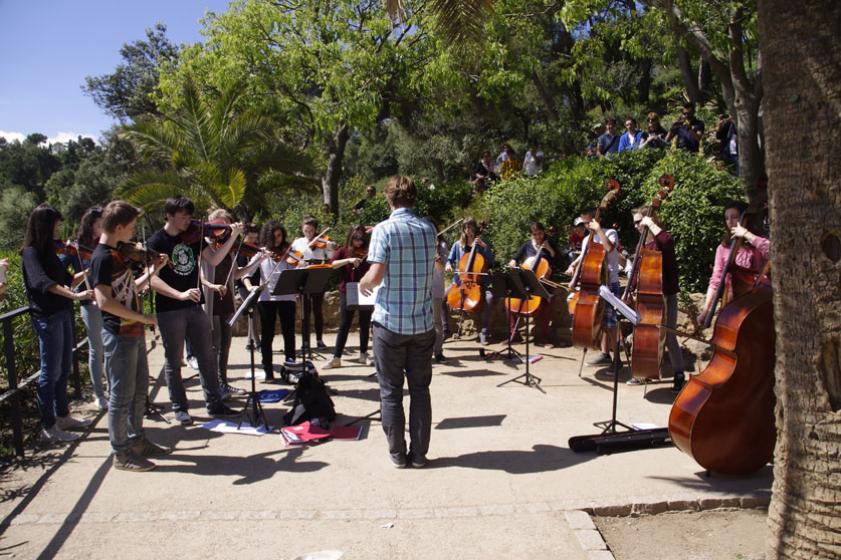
758, 1, 841, 557
83, 23, 179, 121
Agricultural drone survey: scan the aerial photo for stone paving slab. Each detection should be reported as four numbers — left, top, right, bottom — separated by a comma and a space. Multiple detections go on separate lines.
0, 333, 772, 559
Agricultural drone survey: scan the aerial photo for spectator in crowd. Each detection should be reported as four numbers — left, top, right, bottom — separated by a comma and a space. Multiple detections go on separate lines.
597, 118, 620, 157
472, 151, 498, 193
584, 123, 606, 157
0, 258, 8, 299
499, 145, 521, 179
618, 118, 646, 152
495, 143, 512, 173
667, 102, 705, 152
523, 146, 544, 177
353, 185, 377, 215
567, 218, 587, 263
641, 112, 669, 149
716, 114, 739, 173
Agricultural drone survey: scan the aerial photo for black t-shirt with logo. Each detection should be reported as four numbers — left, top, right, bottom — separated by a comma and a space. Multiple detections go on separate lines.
147, 228, 205, 313
90, 243, 144, 337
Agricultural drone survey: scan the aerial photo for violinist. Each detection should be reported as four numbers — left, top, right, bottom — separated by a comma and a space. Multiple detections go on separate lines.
21, 204, 94, 443
430, 217, 449, 362
322, 225, 372, 369
626, 207, 685, 391
697, 201, 770, 326
251, 221, 298, 380
509, 222, 559, 345
446, 218, 495, 345
91, 201, 171, 471
201, 209, 268, 399
565, 210, 620, 363
290, 216, 336, 350
71, 206, 108, 411
146, 196, 241, 425
236, 226, 262, 352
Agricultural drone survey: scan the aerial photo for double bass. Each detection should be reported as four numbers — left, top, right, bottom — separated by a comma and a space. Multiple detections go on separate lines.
569, 179, 621, 348
668, 262, 775, 474
624, 174, 675, 380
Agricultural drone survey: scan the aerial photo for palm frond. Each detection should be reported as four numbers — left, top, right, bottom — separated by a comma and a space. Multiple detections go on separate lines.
220, 168, 247, 209
427, 0, 494, 45
117, 170, 189, 212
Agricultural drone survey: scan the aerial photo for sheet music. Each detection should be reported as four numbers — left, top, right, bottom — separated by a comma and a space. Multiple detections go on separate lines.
346, 282, 380, 308
598, 285, 640, 326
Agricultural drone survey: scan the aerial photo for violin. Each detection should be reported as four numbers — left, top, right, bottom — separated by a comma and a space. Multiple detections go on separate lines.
352, 247, 368, 260
306, 227, 332, 251
669, 266, 775, 474
179, 220, 231, 245
569, 179, 622, 348
624, 174, 675, 381
116, 241, 166, 265
55, 240, 94, 261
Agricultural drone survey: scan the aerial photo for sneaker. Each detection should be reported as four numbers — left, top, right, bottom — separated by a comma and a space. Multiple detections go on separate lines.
187, 355, 199, 370
245, 341, 255, 351
355, 352, 369, 366
208, 403, 240, 417
479, 331, 489, 345
410, 454, 428, 468
56, 414, 92, 431
586, 352, 613, 366
97, 396, 109, 412
316, 339, 328, 350
130, 437, 173, 457
113, 450, 156, 472
434, 353, 446, 364
221, 382, 246, 396
390, 453, 408, 469
174, 410, 193, 426
626, 377, 643, 385
322, 357, 341, 369
41, 426, 79, 443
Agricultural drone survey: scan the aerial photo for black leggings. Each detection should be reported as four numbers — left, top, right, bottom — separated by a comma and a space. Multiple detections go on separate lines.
258, 300, 296, 369
302, 292, 324, 347
334, 291, 373, 358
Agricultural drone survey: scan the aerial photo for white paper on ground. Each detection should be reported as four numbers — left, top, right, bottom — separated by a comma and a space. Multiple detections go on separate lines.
630, 422, 661, 431
199, 418, 269, 436
293, 551, 344, 560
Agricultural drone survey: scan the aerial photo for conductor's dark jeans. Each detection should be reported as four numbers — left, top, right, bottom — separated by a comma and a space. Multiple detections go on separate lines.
372, 323, 435, 460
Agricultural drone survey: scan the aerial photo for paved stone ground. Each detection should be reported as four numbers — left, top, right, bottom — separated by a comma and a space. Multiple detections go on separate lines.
0, 333, 772, 559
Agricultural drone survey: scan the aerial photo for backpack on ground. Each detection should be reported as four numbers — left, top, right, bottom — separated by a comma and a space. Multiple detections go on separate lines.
283, 367, 336, 426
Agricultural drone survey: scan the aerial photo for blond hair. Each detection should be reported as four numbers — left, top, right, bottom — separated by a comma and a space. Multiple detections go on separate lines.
384, 175, 417, 208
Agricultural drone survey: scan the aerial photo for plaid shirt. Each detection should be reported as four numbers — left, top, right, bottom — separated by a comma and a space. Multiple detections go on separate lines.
368, 207, 436, 335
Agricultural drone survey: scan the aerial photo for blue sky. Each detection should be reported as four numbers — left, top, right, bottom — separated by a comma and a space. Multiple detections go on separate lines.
0, 0, 231, 144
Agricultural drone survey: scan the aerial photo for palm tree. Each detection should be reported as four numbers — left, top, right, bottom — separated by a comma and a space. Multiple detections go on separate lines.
119, 75, 314, 219
385, 0, 493, 44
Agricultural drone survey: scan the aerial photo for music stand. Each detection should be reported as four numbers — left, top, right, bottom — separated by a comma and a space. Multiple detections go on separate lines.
487, 271, 524, 362
229, 284, 270, 431
497, 267, 550, 392
285, 268, 332, 362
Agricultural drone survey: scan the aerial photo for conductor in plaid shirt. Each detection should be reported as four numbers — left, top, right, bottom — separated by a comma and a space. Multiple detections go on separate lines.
360, 176, 437, 469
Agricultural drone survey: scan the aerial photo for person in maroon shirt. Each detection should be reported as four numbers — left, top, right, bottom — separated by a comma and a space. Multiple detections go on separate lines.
322, 225, 373, 369
627, 206, 685, 392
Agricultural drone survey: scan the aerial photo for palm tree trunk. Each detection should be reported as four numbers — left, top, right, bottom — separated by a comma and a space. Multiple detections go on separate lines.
758, 1, 841, 557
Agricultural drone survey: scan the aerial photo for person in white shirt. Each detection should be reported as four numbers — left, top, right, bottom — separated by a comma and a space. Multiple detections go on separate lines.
290, 216, 336, 350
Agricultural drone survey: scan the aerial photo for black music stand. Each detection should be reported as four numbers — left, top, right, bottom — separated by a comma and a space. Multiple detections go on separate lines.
568, 286, 671, 453
229, 285, 270, 431
286, 268, 333, 362
497, 268, 550, 392
487, 271, 524, 362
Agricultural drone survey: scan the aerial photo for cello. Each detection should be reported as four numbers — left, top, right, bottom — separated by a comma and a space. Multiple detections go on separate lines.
503, 241, 553, 316
569, 179, 622, 348
668, 264, 775, 475
624, 174, 675, 380
446, 231, 487, 315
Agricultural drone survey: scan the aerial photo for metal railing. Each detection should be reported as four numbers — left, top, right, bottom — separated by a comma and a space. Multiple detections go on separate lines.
0, 305, 87, 458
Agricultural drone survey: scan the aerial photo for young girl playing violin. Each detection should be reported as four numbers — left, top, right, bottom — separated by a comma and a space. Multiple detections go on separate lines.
446, 218, 495, 345
22, 204, 94, 443
290, 216, 336, 350
201, 209, 269, 399
252, 221, 298, 380
627, 207, 686, 391
698, 201, 770, 326
322, 225, 373, 369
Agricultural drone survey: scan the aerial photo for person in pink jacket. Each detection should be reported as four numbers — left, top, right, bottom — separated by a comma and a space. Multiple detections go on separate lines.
698, 201, 770, 326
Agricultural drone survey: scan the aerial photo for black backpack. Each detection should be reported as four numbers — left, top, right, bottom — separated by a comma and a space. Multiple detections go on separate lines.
283, 369, 336, 426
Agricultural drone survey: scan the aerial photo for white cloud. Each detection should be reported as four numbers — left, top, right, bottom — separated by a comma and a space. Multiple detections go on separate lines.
0, 130, 97, 145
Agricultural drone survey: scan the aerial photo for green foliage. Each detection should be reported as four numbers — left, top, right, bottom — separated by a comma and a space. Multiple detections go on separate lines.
0, 186, 38, 251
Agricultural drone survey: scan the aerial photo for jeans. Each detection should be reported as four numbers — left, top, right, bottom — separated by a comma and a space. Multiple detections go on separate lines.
333, 291, 372, 358
80, 304, 106, 400
373, 323, 435, 459
212, 313, 233, 384
103, 333, 148, 452
156, 305, 222, 412
32, 308, 73, 429
258, 300, 296, 370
